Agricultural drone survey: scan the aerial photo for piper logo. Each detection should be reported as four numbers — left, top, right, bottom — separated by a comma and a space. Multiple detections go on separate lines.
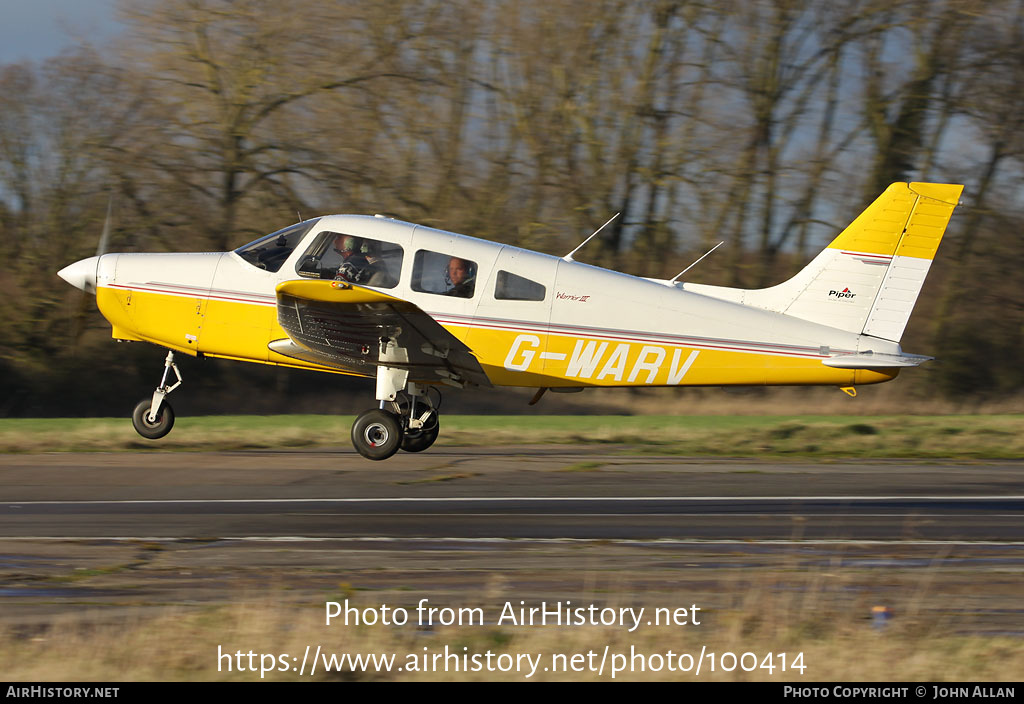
828, 287, 856, 299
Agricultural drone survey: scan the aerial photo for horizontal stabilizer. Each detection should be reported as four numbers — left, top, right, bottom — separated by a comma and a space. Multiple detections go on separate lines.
822, 351, 932, 368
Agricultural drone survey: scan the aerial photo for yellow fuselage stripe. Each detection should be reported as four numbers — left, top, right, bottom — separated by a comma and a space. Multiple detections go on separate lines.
96, 287, 895, 387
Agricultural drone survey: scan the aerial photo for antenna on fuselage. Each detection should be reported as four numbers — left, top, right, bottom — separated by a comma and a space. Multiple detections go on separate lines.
667, 241, 725, 285
563, 212, 620, 262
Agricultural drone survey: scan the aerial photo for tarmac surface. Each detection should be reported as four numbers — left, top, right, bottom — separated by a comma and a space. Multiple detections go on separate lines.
2, 447, 1023, 636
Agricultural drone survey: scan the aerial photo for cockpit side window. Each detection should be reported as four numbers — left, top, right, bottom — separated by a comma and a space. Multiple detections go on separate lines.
411, 250, 477, 298
235, 220, 319, 272
295, 231, 404, 289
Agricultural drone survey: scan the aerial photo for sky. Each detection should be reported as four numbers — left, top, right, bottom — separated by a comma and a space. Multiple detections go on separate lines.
0, 0, 121, 63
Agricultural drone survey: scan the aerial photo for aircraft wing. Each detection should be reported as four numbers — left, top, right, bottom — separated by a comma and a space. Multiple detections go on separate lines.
270, 280, 492, 388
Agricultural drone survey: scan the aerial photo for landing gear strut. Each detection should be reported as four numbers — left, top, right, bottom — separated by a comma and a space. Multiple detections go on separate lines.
398, 386, 440, 454
351, 373, 442, 461
131, 350, 181, 440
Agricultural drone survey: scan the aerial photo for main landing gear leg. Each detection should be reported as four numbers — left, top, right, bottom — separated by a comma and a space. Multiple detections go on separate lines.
398, 383, 440, 454
351, 339, 442, 460
131, 350, 182, 440
351, 340, 407, 460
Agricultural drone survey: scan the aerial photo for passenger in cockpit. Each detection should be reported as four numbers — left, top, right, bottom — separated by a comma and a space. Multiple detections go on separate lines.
445, 256, 475, 297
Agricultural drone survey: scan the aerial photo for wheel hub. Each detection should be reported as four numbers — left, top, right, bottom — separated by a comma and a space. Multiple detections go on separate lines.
364, 423, 390, 447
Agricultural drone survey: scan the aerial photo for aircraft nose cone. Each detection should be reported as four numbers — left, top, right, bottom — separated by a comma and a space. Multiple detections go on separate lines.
57, 256, 100, 294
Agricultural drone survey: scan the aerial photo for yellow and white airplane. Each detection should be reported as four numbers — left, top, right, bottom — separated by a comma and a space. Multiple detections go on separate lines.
58, 182, 962, 460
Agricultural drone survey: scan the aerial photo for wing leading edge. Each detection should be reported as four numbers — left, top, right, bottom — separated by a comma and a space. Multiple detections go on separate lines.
271, 280, 492, 388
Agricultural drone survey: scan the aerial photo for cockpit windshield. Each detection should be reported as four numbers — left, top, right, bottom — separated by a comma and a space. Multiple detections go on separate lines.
234, 219, 320, 272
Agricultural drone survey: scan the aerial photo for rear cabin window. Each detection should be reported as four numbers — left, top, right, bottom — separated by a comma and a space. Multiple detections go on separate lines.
411, 250, 477, 298
295, 231, 403, 289
494, 270, 546, 301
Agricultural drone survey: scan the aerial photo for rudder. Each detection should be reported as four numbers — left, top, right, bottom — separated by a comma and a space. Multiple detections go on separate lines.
859, 182, 962, 341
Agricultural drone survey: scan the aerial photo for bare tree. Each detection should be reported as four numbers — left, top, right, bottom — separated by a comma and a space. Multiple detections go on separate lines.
118, 0, 422, 249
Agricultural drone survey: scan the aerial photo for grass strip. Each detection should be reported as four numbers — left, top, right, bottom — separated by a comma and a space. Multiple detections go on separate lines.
0, 415, 1020, 459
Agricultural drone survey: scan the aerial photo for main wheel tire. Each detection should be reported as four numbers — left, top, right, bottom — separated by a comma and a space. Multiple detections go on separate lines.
351, 409, 403, 461
131, 398, 175, 439
401, 414, 439, 453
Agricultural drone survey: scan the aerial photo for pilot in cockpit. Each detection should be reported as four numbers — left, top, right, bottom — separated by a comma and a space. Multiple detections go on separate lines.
332, 234, 375, 283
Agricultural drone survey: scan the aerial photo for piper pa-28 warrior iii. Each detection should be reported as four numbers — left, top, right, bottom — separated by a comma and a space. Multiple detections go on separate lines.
58, 182, 963, 460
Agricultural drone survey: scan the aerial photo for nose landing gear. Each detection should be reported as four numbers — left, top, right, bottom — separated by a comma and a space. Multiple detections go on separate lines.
131, 397, 175, 439
131, 350, 182, 440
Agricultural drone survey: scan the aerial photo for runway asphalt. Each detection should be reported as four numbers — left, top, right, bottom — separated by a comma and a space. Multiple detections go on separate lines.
2, 447, 1022, 541
2, 448, 1022, 636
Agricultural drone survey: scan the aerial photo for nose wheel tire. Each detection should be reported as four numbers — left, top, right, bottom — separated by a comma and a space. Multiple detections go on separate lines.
402, 415, 440, 453
131, 399, 175, 439
351, 409, 404, 461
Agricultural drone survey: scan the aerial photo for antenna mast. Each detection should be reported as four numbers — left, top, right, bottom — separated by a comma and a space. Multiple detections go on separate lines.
668, 241, 725, 284
563, 213, 620, 262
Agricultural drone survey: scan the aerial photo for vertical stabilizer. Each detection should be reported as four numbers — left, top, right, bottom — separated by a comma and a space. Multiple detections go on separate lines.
680, 182, 963, 342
